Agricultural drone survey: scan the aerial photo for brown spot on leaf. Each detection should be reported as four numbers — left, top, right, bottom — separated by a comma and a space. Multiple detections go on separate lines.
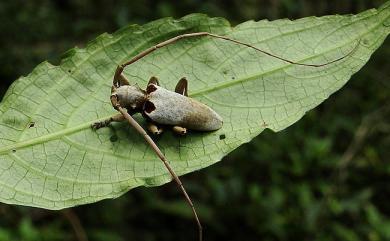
146, 84, 157, 94
144, 101, 156, 113
219, 134, 226, 140
28, 122, 35, 128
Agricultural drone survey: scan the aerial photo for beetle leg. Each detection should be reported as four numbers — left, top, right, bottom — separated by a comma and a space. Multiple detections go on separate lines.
147, 122, 164, 135
147, 76, 160, 86
173, 126, 187, 135
91, 114, 125, 130
175, 77, 188, 96
113, 65, 130, 87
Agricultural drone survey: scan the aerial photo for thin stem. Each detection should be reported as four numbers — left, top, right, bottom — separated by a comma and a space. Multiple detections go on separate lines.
116, 105, 202, 241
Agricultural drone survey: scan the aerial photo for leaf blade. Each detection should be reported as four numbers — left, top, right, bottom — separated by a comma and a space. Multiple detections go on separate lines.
0, 5, 389, 209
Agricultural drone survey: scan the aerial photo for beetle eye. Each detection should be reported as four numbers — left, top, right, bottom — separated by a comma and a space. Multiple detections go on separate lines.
110, 94, 119, 105
111, 94, 119, 100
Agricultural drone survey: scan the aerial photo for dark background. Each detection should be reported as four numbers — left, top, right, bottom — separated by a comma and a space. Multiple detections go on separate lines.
0, 0, 389, 241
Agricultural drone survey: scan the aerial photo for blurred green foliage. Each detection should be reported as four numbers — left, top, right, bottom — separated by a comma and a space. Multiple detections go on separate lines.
0, 0, 389, 241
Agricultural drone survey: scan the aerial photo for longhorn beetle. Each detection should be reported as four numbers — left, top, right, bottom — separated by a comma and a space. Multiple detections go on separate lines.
92, 32, 359, 241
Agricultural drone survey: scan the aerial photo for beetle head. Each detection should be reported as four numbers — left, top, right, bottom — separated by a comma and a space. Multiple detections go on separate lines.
111, 85, 146, 112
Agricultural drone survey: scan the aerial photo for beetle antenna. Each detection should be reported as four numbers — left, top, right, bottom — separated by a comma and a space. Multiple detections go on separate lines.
118, 32, 360, 71
112, 97, 203, 241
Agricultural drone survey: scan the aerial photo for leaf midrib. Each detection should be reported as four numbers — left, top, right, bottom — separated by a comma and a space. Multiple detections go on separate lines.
0, 115, 112, 154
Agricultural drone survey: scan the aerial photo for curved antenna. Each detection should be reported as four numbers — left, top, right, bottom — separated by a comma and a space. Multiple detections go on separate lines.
110, 94, 202, 241
116, 32, 360, 74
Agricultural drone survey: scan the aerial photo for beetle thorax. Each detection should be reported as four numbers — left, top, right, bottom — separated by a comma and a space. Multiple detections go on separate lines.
112, 85, 146, 111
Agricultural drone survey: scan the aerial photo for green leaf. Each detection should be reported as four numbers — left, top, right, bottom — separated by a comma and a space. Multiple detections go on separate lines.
0, 3, 389, 209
